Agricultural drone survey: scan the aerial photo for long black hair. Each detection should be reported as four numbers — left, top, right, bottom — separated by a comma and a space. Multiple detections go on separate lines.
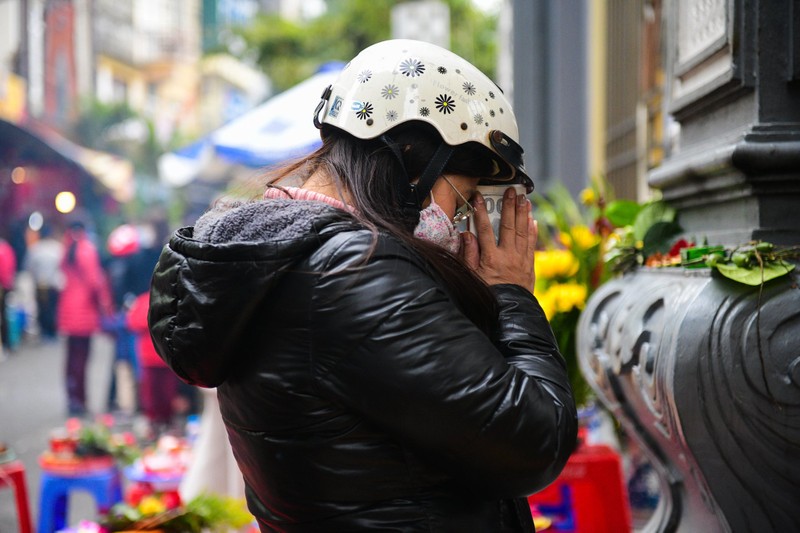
260, 121, 500, 335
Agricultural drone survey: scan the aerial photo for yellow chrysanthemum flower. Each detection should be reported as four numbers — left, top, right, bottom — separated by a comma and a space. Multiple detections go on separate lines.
580, 188, 596, 205
139, 495, 167, 515
558, 232, 573, 248
570, 225, 600, 250
534, 289, 556, 319
548, 282, 588, 313
535, 249, 580, 280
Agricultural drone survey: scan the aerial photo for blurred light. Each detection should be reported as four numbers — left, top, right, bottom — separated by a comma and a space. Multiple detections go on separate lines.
28, 211, 44, 232
55, 191, 77, 214
11, 166, 26, 184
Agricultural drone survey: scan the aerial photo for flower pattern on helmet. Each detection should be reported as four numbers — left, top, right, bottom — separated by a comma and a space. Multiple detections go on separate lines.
435, 94, 455, 115
399, 58, 425, 77
319, 39, 530, 191
355, 102, 373, 120
381, 84, 399, 99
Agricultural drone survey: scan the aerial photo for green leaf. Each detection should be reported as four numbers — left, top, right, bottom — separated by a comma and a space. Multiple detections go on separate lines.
605, 200, 641, 227
715, 260, 795, 285
641, 221, 683, 256
633, 201, 676, 241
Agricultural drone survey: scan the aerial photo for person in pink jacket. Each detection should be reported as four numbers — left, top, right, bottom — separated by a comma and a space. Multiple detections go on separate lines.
57, 220, 113, 416
127, 291, 180, 432
0, 235, 16, 351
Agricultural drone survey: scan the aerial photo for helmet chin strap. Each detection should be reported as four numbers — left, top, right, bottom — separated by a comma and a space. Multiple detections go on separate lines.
380, 135, 455, 216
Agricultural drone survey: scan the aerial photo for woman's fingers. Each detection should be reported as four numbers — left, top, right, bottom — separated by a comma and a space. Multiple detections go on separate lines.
515, 192, 531, 253
460, 231, 480, 270
471, 192, 497, 253
498, 187, 518, 247
463, 187, 536, 292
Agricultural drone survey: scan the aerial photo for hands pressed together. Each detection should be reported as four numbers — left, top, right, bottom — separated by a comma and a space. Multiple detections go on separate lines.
460, 187, 538, 292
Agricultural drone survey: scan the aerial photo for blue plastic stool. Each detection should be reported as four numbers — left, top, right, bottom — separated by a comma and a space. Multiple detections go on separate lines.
37, 466, 122, 533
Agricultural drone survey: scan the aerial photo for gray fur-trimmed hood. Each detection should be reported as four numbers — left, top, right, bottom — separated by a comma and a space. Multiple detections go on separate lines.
148, 199, 355, 387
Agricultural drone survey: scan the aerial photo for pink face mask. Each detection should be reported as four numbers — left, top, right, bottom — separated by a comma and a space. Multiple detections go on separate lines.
413, 194, 461, 254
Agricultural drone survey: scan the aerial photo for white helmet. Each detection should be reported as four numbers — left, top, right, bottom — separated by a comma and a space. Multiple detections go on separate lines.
314, 39, 532, 196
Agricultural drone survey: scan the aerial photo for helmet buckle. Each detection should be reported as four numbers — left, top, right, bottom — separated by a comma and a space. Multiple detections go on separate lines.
313, 85, 333, 130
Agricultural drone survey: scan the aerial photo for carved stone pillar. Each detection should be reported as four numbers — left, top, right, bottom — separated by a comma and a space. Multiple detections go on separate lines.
578, 1, 800, 531
578, 269, 800, 531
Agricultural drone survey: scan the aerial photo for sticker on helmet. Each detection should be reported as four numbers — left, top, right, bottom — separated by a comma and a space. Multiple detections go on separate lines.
328, 96, 343, 118
353, 101, 373, 120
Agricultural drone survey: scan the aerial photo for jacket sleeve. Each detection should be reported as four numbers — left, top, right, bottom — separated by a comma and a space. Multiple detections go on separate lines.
309, 233, 578, 498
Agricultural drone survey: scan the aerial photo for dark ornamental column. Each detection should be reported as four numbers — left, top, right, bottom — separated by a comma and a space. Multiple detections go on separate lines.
578, 1, 800, 532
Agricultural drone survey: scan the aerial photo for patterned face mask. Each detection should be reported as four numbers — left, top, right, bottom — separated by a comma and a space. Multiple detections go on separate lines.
414, 194, 462, 254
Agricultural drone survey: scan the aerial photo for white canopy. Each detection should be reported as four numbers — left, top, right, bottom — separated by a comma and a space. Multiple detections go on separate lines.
159, 62, 344, 187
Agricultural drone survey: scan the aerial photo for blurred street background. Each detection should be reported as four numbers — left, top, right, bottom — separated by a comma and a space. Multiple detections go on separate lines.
0, 335, 117, 531
6, 0, 784, 533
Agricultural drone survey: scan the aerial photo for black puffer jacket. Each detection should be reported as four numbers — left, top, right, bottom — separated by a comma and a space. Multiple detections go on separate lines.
149, 199, 577, 532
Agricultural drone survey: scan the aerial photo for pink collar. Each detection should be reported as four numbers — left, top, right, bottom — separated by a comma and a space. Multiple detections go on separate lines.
263, 186, 351, 212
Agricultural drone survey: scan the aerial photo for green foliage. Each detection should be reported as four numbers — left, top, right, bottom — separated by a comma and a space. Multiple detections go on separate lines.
696, 243, 799, 285
70, 98, 164, 176
715, 260, 795, 285
232, 0, 499, 92
102, 493, 252, 532
632, 202, 676, 242
71, 99, 136, 155
604, 200, 680, 273
184, 493, 254, 531
73, 422, 141, 466
533, 178, 617, 406
605, 199, 641, 227
605, 200, 799, 287
535, 184, 586, 233
641, 221, 682, 257
549, 308, 593, 406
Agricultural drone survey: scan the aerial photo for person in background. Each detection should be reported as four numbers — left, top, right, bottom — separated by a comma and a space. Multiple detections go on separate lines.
0, 234, 16, 352
149, 40, 577, 532
24, 224, 64, 341
127, 290, 180, 436
57, 220, 113, 417
103, 223, 144, 416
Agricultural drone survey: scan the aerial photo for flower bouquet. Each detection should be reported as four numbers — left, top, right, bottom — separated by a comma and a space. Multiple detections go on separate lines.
533, 180, 616, 406
42, 416, 140, 472
99, 492, 253, 532
603, 199, 798, 286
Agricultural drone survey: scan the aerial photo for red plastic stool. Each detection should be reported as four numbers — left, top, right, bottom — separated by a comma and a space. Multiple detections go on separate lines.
528, 443, 632, 533
0, 460, 33, 533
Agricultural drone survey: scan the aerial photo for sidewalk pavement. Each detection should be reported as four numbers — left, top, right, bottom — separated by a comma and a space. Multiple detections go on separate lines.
0, 334, 116, 531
